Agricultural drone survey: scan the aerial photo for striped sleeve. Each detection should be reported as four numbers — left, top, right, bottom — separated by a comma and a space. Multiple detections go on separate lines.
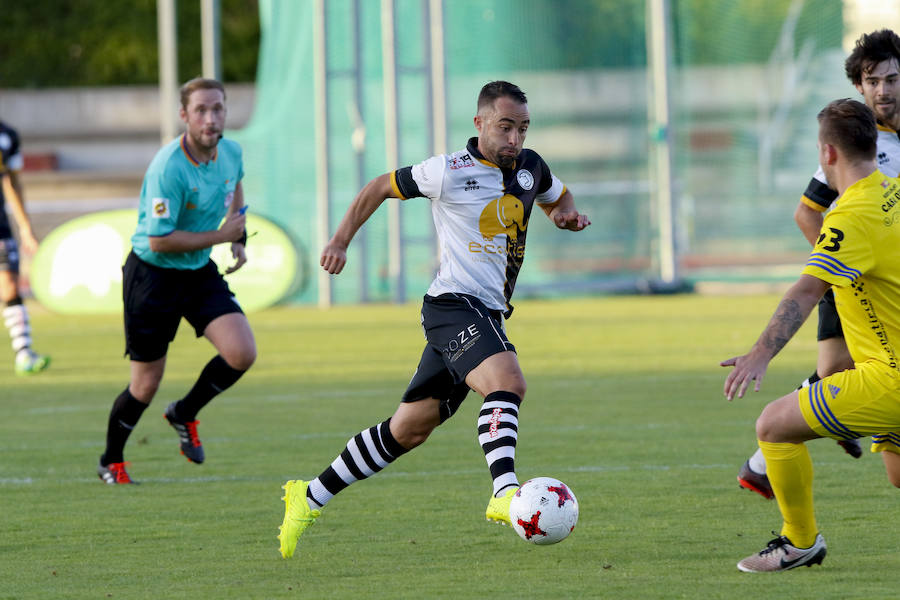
801, 212, 872, 287
804, 253, 862, 284
393, 154, 445, 200
534, 153, 566, 204
802, 167, 838, 211
391, 168, 412, 199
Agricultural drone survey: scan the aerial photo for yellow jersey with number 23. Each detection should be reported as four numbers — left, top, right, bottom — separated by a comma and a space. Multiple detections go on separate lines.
802, 170, 900, 371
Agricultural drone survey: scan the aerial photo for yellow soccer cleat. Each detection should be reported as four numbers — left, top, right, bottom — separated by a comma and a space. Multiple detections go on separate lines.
485, 486, 519, 526
278, 480, 321, 558
15, 350, 50, 376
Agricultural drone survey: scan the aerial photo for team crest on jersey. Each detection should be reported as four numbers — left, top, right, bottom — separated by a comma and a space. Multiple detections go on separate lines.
448, 153, 475, 170
479, 194, 524, 240
152, 197, 170, 218
516, 169, 534, 191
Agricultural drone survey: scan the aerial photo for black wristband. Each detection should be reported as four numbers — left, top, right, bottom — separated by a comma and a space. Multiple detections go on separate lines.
237, 228, 247, 246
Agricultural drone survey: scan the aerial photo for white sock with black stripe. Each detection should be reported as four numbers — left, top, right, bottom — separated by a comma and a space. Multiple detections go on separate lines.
478, 391, 521, 497
306, 418, 408, 510
3, 300, 33, 359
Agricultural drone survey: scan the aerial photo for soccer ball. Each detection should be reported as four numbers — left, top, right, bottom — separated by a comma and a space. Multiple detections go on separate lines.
509, 477, 579, 545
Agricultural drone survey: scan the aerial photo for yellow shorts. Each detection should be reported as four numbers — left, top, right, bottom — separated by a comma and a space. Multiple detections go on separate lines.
798, 360, 900, 455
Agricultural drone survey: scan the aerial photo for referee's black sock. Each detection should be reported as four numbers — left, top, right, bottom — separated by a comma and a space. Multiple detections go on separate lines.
101, 387, 148, 465
174, 355, 246, 421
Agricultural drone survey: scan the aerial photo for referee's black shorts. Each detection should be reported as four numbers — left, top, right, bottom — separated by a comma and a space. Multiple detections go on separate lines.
122, 250, 243, 362
817, 287, 843, 341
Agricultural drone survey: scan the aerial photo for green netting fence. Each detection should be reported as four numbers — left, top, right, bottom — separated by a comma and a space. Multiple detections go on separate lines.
231, 0, 845, 304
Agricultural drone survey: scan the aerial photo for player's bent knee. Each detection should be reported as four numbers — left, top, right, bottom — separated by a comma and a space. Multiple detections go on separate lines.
754, 408, 781, 443
484, 376, 526, 400
225, 348, 256, 371
219, 341, 257, 371
129, 380, 160, 403
396, 429, 432, 450
391, 399, 441, 449
392, 420, 437, 449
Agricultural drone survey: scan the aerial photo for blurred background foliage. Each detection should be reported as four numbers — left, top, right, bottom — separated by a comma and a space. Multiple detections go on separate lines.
0, 0, 840, 88
0, 0, 260, 87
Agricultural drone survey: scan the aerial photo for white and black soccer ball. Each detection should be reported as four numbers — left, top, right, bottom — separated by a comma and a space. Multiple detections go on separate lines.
509, 477, 579, 545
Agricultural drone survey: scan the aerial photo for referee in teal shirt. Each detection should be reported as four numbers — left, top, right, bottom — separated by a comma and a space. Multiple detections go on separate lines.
98, 78, 257, 485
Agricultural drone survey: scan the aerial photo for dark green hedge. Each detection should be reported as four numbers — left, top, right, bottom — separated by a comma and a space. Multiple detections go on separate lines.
0, 0, 259, 87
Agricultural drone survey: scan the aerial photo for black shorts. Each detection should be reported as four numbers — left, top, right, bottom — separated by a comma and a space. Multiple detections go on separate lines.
402, 293, 516, 421
0, 238, 20, 273
122, 250, 243, 362
817, 288, 843, 341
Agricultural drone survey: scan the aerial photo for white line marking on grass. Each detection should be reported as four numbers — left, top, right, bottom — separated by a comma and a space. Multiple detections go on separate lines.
25, 405, 102, 415
0, 462, 744, 486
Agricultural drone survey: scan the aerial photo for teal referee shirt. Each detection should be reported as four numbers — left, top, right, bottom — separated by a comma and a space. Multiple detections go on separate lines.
131, 134, 244, 270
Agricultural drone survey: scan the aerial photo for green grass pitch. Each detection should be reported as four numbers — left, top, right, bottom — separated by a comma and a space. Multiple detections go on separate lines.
1, 295, 898, 599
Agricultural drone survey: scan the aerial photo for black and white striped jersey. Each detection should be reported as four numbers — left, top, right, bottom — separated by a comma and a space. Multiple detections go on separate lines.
391, 137, 566, 316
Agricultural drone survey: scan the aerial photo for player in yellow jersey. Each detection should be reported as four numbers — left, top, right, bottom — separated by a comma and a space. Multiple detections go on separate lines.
722, 98, 900, 572
737, 29, 900, 499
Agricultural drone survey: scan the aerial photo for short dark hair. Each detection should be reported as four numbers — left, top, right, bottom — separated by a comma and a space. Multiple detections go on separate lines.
477, 81, 527, 113
845, 29, 900, 85
180, 77, 226, 109
817, 98, 877, 162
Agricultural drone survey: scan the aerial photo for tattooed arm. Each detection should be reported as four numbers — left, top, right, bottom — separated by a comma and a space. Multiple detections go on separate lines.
721, 274, 831, 400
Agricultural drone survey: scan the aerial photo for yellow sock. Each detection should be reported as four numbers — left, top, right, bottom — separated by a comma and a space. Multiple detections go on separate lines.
758, 440, 818, 548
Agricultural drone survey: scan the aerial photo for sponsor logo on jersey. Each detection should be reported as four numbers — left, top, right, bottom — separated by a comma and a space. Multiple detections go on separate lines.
828, 384, 841, 397
448, 153, 475, 170
516, 169, 534, 190
879, 151, 889, 165
469, 194, 527, 259
478, 194, 524, 240
465, 178, 480, 191
152, 197, 170, 218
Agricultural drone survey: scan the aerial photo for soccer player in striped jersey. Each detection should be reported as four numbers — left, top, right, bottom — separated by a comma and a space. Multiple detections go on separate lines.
0, 121, 50, 375
723, 99, 900, 572
277, 81, 591, 558
738, 29, 900, 498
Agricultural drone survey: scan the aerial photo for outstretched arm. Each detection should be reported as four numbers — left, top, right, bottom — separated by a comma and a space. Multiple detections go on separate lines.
721, 274, 830, 400
320, 173, 394, 275
539, 190, 590, 231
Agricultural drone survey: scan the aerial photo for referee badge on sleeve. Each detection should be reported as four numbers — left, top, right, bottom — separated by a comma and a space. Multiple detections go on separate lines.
152, 197, 171, 218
